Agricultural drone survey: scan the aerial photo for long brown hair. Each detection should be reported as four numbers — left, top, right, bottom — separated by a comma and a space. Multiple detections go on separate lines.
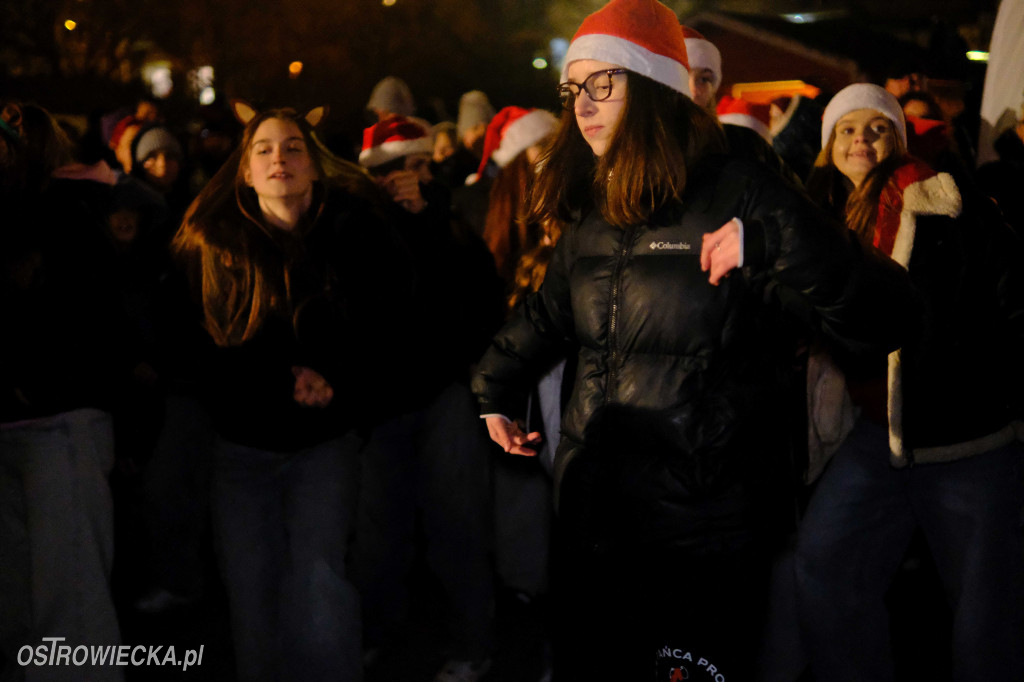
527, 74, 726, 229
482, 151, 547, 283
806, 125, 908, 244
172, 107, 379, 347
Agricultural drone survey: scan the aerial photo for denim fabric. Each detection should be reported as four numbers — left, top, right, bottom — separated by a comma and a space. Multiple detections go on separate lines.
350, 381, 495, 660
211, 431, 363, 682
795, 419, 1024, 682
142, 394, 215, 597
0, 408, 123, 682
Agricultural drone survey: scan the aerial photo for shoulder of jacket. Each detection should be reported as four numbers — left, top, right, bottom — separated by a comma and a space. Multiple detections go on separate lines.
903, 171, 962, 220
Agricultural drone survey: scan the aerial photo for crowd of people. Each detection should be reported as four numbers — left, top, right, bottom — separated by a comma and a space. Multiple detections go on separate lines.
2, 0, 1023, 680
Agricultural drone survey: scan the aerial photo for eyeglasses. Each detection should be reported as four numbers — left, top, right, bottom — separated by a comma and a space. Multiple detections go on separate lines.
557, 69, 627, 110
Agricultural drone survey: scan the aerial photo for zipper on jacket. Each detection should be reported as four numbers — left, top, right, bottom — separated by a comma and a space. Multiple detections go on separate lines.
605, 224, 636, 403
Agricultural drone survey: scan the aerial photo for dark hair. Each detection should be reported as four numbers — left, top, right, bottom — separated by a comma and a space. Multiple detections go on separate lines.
483, 151, 547, 283
528, 73, 726, 229
172, 107, 380, 347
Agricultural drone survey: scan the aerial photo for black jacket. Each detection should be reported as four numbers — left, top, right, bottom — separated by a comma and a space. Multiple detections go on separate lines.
472, 155, 914, 551
190, 185, 413, 452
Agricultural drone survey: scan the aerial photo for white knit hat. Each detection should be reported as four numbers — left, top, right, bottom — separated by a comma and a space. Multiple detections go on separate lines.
821, 83, 907, 149
561, 0, 691, 97
682, 25, 721, 92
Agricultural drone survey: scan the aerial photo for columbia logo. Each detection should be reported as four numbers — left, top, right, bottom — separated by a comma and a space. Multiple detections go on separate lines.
649, 241, 691, 251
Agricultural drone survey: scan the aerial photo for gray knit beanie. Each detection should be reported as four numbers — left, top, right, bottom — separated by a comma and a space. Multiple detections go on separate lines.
133, 126, 183, 164
456, 90, 496, 140
367, 77, 416, 118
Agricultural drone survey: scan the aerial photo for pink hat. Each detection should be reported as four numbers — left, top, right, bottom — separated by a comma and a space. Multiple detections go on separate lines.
681, 26, 722, 92
561, 0, 691, 97
717, 95, 772, 142
475, 106, 560, 180
359, 115, 433, 168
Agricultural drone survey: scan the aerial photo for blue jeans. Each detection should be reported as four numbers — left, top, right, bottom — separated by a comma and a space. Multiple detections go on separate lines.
795, 419, 1024, 682
350, 382, 494, 660
211, 432, 362, 682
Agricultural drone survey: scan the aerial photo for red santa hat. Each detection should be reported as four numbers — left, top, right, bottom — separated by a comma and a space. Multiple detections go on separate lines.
474, 106, 560, 181
358, 115, 433, 168
561, 0, 690, 97
717, 95, 772, 142
681, 25, 721, 92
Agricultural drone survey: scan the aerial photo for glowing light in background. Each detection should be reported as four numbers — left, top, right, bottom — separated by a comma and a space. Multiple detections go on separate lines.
142, 62, 173, 98
289, 61, 304, 78
549, 37, 569, 72
382, 0, 397, 6
64, 19, 77, 31
190, 65, 216, 104
532, 57, 548, 70
966, 50, 989, 61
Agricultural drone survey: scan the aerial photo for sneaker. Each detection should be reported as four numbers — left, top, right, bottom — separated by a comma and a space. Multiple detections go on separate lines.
433, 657, 493, 682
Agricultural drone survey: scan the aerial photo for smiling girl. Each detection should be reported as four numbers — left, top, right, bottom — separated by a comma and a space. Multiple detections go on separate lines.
798, 83, 1024, 681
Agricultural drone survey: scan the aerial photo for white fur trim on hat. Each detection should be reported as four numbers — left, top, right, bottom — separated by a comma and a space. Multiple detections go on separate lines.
562, 34, 691, 97
684, 37, 721, 90
821, 82, 907, 149
358, 137, 433, 168
719, 113, 771, 142
490, 109, 559, 168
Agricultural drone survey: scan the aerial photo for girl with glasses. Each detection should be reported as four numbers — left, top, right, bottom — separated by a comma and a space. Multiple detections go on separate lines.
471, 0, 917, 676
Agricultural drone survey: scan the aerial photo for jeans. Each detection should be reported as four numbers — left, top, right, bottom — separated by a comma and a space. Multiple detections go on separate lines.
795, 419, 1024, 682
351, 381, 495, 660
142, 394, 214, 597
0, 408, 123, 682
211, 431, 363, 682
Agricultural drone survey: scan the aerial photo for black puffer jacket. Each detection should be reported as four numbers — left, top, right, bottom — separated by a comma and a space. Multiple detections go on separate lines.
472, 155, 915, 552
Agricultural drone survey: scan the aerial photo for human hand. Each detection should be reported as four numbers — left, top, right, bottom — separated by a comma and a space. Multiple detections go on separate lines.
292, 366, 334, 408
700, 218, 742, 286
380, 170, 427, 214
485, 415, 542, 457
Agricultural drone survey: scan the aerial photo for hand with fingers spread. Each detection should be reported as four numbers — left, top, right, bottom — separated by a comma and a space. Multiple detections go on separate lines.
380, 169, 427, 214
700, 218, 742, 286
485, 415, 542, 456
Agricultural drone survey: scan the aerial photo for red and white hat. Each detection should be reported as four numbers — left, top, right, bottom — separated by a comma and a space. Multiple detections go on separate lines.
681, 26, 721, 92
475, 106, 560, 180
562, 0, 690, 97
821, 83, 907, 150
717, 95, 772, 142
359, 115, 433, 168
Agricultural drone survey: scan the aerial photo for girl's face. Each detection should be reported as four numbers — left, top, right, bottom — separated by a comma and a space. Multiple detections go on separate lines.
244, 118, 318, 202
831, 109, 898, 187
566, 59, 628, 157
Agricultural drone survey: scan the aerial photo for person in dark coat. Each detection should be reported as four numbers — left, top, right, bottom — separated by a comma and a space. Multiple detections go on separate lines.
798, 82, 1024, 682
471, 1, 916, 677
171, 102, 408, 682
